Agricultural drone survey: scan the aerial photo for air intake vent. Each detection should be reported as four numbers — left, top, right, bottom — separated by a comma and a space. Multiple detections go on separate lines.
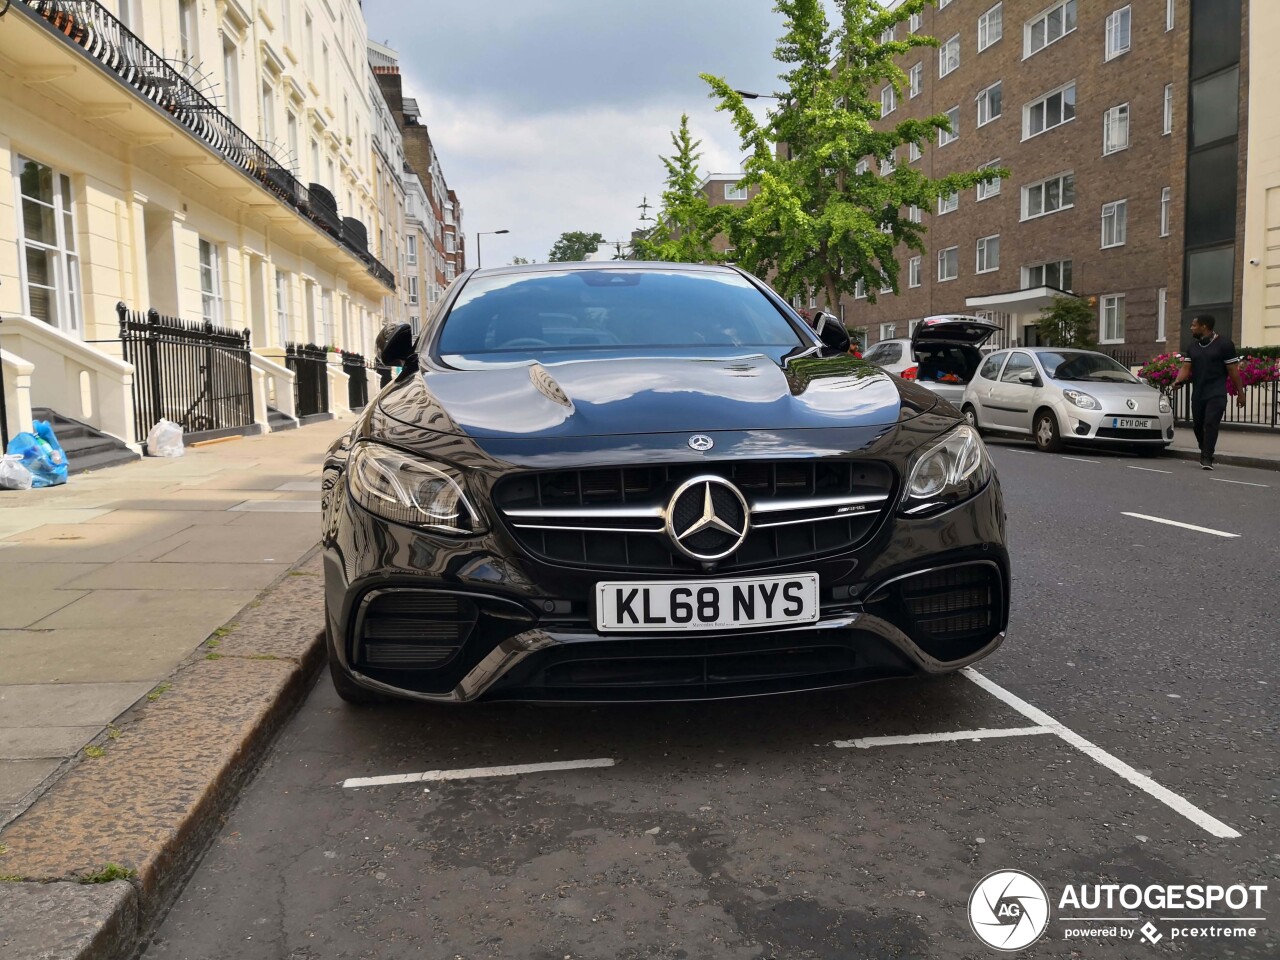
356, 592, 477, 671
866, 562, 1004, 663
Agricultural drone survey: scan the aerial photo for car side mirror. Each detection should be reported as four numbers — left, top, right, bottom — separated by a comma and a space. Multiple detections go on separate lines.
812, 311, 851, 353
1017, 369, 1039, 385
376, 323, 416, 369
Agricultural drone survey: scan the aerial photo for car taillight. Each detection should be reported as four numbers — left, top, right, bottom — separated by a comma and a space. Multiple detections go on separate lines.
902, 366, 918, 380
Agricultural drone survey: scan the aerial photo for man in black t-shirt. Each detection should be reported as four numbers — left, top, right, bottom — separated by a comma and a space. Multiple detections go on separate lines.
1171, 315, 1245, 470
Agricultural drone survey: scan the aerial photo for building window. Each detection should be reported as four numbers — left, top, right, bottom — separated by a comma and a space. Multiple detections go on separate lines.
976, 235, 1000, 273
1103, 103, 1130, 155
910, 12, 922, 33
321, 290, 334, 344
274, 270, 290, 345
938, 191, 959, 215
407, 276, 419, 306
977, 80, 1002, 126
1100, 294, 1125, 343
1024, 258, 1073, 291
304, 13, 314, 72
937, 247, 959, 282
445, 233, 456, 254
909, 62, 923, 98
880, 26, 895, 44
855, 279, 867, 300
406, 234, 418, 265
880, 154, 896, 176
15, 156, 82, 333
1101, 199, 1128, 248
724, 183, 748, 201
978, 3, 1003, 51
856, 159, 869, 175
1105, 6, 1132, 60
1024, 82, 1076, 139
977, 159, 1002, 200
178, 0, 198, 62
221, 36, 239, 121
198, 238, 223, 326
1026, 0, 1077, 57
1167, 0, 1175, 30
1161, 187, 1171, 237
939, 106, 960, 146
1163, 84, 1173, 135
1187, 246, 1235, 305
446, 263, 456, 281
260, 81, 274, 143
1022, 172, 1075, 219
939, 34, 960, 77
881, 85, 896, 117
809, 291, 819, 309
907, 205, 923, 223
909, 141, 922, 162
939, 0, 953, 7
1157, 287, 1167, 341
909, 256, 922, 288
287, 111, 299, 172
880, 322, 897, 341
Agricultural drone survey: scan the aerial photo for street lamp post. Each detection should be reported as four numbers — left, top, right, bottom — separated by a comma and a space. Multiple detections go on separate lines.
475, 229, 509, 269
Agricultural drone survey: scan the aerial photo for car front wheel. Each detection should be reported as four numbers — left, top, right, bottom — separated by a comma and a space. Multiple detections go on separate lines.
1034, 410, 1063, 453
961, 404, 982, 434
327, 633, 388, 706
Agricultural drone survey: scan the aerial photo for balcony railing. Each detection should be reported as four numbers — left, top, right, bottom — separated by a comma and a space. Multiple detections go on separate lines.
19, 0, 395, 292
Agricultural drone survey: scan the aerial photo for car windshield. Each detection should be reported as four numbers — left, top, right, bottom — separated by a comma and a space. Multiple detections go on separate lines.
436, 269, 806, 355
1039, 351, 1139, 384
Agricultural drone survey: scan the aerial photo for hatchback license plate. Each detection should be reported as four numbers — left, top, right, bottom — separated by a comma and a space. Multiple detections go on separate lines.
1111, 417, 1154, 429
594, 573, 819, 633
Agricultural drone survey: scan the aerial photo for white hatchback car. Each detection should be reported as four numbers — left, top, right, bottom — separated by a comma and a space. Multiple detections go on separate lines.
960, 348, 1175, 453
862, 316, 1002, 405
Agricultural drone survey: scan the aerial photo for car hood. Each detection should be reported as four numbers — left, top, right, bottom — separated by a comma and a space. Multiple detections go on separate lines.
376, 348, 939, 440
1048, 378, 1159, 400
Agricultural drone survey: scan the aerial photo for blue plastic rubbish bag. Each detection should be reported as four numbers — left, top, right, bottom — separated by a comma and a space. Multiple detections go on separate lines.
5, 420, 69, 487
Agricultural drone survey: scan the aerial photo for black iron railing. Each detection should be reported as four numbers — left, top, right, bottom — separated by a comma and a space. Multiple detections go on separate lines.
117, 303, 254, 442
1169, 381, 1280, 431
285, 343, 329, 419
342, 352, 370, 410
1103, 347, 1141, 369
19, 0, 394, 291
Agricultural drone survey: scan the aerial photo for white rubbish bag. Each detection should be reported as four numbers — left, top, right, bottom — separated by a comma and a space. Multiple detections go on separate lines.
147, 418, 185, 458
0, 453, 34, 490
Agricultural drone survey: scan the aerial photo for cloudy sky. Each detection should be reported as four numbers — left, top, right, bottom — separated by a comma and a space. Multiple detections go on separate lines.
362, 1, 798, 267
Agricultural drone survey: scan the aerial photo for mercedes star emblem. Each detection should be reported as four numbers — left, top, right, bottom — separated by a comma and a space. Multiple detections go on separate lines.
664, 476, 750, 562
688, 434, 714, 452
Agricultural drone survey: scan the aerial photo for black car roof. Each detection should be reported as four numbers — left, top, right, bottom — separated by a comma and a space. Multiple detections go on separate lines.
467, 261, 741, 281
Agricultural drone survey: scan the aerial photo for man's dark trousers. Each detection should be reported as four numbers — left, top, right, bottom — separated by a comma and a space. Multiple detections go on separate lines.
1192, 393, 1228, 460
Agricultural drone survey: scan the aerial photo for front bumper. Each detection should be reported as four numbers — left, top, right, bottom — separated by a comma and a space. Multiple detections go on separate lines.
1062, 405, 1176, 445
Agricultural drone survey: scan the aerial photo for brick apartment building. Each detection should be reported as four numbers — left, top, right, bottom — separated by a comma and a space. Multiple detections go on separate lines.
848, 0, 1247, 360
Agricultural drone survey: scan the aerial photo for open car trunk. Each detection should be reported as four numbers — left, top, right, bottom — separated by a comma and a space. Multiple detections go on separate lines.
911, 315, 1001, 404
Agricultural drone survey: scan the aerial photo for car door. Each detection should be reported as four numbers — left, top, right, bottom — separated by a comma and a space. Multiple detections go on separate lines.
986, 351, 1038, 432
968, 352, 1008, 425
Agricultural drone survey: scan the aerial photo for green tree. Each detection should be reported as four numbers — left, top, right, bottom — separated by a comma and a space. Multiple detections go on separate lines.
632, 115, 726, 263
701, 0, 1006, 307
1036, 295, 1098, 349
510, 256, 532, 265
547, 231, 604, 262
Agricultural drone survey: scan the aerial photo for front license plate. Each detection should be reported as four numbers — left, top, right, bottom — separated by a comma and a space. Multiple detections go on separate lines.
1111, 417, 1154, 429
594, 573, 820, 633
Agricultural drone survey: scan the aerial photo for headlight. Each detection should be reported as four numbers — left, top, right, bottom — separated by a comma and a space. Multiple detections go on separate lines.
347, 443, 485, 534
900, 424, 992, 516
1063, 389, 1099, 410
1159, 393, 1172, 413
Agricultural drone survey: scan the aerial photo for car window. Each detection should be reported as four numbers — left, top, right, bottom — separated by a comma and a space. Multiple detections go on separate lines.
868, 343, 901, 364
1039, 350, 1139, 383
1000, 352, 1035, 383
437, 269, 805, 355
978, 354, 1005, 380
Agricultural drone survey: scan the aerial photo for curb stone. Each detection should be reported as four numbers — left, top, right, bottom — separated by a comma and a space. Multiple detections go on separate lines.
1165, 447, 1280, 472
0, 881, 137, 960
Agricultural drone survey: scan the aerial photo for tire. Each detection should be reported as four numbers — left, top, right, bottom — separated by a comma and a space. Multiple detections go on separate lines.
1033, 410, 1063, 453
961, 404, 982, 434
327, 642, 387, 706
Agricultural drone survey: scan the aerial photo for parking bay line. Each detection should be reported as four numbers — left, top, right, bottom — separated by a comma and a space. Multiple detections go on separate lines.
834, 726, 1055, 749
1128, 465, 1172, 474
1062, 456, 1102, 464
962, 668, 1241, 839
1212, 477, 1269, 488
341, 758, 616, 789
1122, 512, 1240, 538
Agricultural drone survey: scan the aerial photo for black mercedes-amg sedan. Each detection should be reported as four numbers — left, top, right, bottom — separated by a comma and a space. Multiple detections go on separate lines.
320, 261, 1009, 704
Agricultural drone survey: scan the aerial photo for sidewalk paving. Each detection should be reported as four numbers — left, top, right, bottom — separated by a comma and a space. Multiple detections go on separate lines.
0, 418, 350, 829
1169, 426, 1280, 469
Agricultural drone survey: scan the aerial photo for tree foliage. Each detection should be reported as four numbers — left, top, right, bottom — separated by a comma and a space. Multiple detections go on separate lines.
631, 115, 726, 264
1036, 295, 1098, 349
547, 231, 605, 262
701, 0, 1006, 307
509, 256, 532, 265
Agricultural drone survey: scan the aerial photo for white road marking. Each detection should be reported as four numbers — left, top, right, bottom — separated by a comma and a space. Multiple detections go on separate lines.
1128, 466, 1172, 474
341, 758, 616, 789
962, 668, 1241, 839
833, 726, 1054, 749
1121, 512, 1239, 539
1062, 456, 1101, 464
1212, 478, 1269, 488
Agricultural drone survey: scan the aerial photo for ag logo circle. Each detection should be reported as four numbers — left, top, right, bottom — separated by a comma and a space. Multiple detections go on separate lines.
968, 870, 1050, 952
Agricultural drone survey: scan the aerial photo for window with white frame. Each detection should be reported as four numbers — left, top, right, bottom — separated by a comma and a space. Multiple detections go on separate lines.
274, 270, 290, 345
910, 12, 921, 33
939, 105, 960, 145
880, 26, 895, 44
222, 36, 240, 122
1105, 6, 1131, 60
1166, 0, 1174, 30
1101, 199, 1128, 247
1103, 103, 1130, 154
977, 159, 1002, 200
1100, 294, 1125, 342
977, 80, 1002, 125
855, 279, 867, 299
1160, 186, 1171, 236
880, 153, 896, 176
179, 0, 198, 62
939, 34, 960, 77
1021, 171, 1075, 219
16, 156, 83, 333
856, 158, 870, 175
724, 182, 748, 201
1157, 287, 1167, 341
881, 85, 896, 117
907, 204, 923, 223
909, 141, 922, 162
446, 263, 456, 281
1025, 0, 1076, 57
909, 256, 922, 288
979, 3, 1003, 51
880, 322, 897, 340
938, 191, 959, 215
407, 275, 419, 305
879, 281, 893, 295
445, 233, 455, 253
321, 289, 334, 343
198, 238, 223, 326
1024, 82, 1076, 138
1024, 258, 1073, 291
809, 290, 818, 309
406, 234, 417, 265
976, 235, 1001, 273
1163, 84, 1173, 134
260, 81, 274, 143
909, 62, 923, 98
938, 247, 959, 282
